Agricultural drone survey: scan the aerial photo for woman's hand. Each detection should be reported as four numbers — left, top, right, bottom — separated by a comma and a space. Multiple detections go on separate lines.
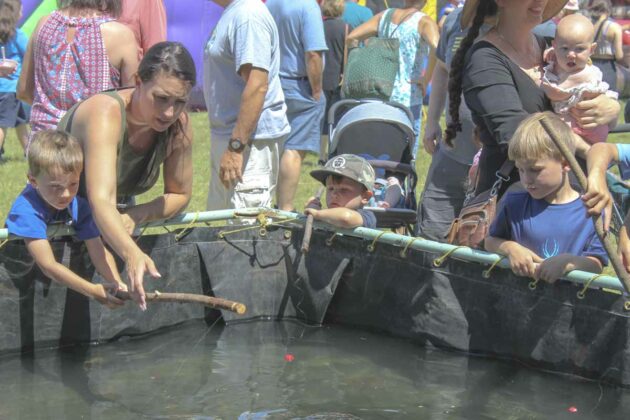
570, 94, 620, 129
125, 248, 161, 310
422, 122, 442, 155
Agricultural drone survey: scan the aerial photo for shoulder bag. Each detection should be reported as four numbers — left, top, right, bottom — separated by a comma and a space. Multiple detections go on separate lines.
445, 160, 515, 248
341, 9, 414, 100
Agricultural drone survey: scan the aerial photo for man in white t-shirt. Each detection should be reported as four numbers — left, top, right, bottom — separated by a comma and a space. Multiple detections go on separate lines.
204, 0, 290, 210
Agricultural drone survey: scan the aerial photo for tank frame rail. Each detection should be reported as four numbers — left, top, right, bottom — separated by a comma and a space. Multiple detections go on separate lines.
0, 207, 626, 295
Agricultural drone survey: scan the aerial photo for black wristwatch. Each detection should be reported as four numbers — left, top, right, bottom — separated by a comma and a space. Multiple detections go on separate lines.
228, 137, 246, 153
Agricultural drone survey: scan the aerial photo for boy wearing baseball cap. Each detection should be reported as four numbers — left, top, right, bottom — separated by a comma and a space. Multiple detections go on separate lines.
305, 154, 377, 229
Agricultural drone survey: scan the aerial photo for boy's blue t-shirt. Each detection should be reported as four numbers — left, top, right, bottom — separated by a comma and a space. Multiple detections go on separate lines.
357, 208, 376, 229
489, 191, 608, 266
0, 28, 28, 93
6, 184, 100, 241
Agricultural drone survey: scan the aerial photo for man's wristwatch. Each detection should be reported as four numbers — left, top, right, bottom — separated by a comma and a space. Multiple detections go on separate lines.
228, 137, 246, 153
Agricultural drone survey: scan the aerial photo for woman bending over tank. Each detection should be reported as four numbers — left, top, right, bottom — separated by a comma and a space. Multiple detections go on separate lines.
57, 42, 195, 309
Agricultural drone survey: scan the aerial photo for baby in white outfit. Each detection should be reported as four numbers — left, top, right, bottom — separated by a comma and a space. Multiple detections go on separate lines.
541, 14, 618, 144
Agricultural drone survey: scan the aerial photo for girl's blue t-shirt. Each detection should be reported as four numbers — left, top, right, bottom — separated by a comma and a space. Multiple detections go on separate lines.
0, 28, 28, 93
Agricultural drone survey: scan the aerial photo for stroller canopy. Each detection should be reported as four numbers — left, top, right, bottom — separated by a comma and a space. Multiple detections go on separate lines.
330, 102, 416, 162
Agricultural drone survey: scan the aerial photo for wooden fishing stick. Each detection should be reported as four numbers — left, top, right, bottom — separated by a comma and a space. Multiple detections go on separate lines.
540, 117, 630, 294
115, 290, 246, 314
301, 186, 325, 253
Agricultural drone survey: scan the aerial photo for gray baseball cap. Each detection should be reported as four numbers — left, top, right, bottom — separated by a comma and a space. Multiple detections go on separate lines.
310, 154, 375, 190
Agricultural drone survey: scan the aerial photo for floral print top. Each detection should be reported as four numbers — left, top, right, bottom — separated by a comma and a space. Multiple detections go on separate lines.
30, 12, 121, 134
378, 9, 429, 107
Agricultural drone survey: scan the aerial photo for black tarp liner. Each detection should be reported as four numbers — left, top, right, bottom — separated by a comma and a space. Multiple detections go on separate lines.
1, 226, 630, 386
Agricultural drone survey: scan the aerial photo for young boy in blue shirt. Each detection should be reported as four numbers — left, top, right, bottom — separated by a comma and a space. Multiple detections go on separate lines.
305, 154, 377, 229
5, 130, 126, 307
485, 112, 607, 282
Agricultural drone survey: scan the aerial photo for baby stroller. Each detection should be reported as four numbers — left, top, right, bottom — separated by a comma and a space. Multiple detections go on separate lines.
327, 99, 418, 232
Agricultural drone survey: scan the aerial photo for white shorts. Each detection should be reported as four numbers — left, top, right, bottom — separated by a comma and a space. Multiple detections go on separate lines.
207, 135, 286, 210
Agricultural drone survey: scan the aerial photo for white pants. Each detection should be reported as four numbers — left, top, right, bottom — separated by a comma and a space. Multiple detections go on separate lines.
207, 135, 285, 210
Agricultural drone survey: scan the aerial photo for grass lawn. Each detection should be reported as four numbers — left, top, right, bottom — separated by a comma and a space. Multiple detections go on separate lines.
1, 108, 630, 230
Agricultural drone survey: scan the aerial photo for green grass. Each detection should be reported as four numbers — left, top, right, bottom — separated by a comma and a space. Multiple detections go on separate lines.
2, 108, 630, 229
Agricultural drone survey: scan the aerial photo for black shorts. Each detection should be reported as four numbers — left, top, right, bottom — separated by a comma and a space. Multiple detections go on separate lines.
0, 93, 30, 128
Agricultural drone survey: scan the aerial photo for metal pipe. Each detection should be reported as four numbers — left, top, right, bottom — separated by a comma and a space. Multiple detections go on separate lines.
1, 208, 626, 295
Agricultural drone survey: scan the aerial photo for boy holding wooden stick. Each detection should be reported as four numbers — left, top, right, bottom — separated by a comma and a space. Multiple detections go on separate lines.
5, 130, 126, 307
485, 112, 607, 282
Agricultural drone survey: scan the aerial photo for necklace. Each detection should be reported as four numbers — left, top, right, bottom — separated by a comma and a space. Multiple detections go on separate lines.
494, 28, 542, 77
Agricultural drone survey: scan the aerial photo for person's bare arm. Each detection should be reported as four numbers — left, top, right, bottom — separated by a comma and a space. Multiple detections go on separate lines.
346, 12, 383, 47
423, 59, 447, 154
102, 21, 139, 87
75, 96, 160, 308
84, 237, 126, 291
583, 142, 618, 229
17, 16, 47, 104
305, 51, 324, 101
418, 16, 439, 89
535, 254, 602, 283
25, 238, 123, 307
304, 207, 364, 229
610, 22, 625, 64
219, 64, 268, 187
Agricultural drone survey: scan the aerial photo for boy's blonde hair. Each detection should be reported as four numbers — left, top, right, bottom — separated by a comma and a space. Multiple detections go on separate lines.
508, 112, 575, 162
28, 130, 83, 177
321, 0, 345, 18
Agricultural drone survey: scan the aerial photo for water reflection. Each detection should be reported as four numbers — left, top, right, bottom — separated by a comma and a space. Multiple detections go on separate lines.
0, 320, 628, 419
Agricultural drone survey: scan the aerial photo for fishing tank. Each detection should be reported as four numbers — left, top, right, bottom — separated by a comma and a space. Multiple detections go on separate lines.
1, 209, 630, 418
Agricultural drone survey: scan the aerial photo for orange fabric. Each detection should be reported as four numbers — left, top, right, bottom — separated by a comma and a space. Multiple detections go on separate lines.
119, 0, 167, 58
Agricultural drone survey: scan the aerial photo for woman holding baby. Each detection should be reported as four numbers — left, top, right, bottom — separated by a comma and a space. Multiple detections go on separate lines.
445, 0, 620, 197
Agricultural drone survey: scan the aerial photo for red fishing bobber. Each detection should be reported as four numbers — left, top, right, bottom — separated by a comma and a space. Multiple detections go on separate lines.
568, 406, 578, 413
284, 353, 295, 362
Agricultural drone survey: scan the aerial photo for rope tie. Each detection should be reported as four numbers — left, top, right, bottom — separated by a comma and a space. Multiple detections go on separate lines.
577, 274, 605, 300
399, 237, 423, 258
218, 215, 300, 239
367, 231, 387, 252
624, 301, 630, 311
0, 239, 7, 250
482, 256, 507, 279
528, 278, 540, 290
433, 246, 467, 267
175, 212, 199, 241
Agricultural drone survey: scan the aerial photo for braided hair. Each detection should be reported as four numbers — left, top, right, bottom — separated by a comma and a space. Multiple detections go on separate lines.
444, 0, 497, 147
